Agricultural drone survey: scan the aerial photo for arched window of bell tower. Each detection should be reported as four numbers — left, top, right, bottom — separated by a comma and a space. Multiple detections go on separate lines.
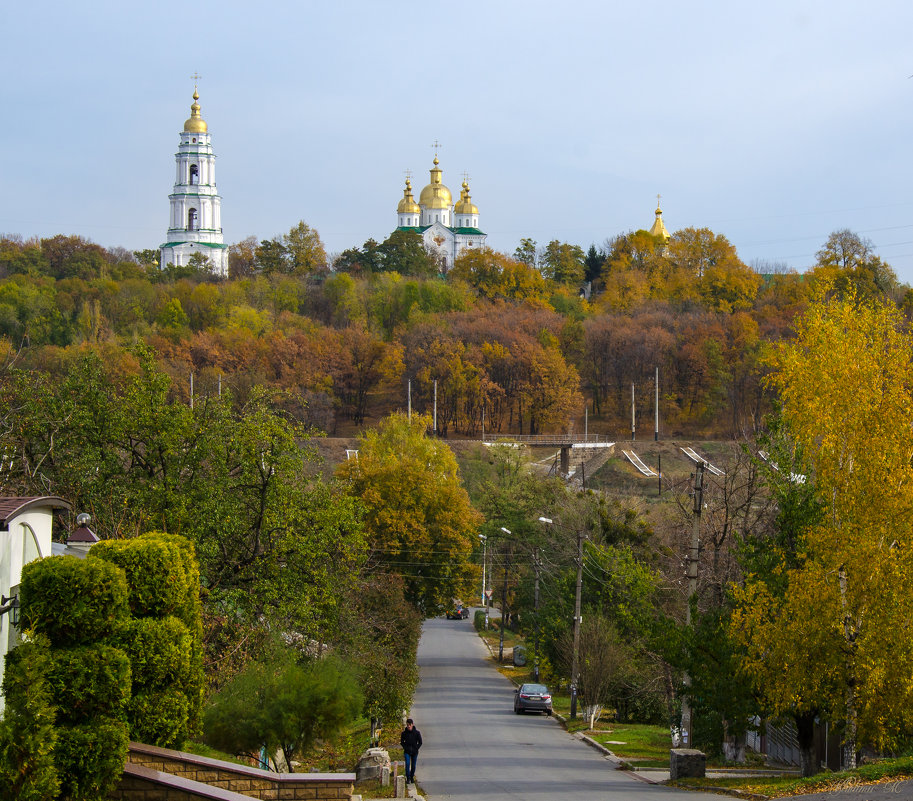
188, 208, 198, 230
190, 165, 199, 185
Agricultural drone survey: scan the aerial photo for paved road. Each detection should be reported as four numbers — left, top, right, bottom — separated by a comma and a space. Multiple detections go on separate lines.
410, 616, 725, 801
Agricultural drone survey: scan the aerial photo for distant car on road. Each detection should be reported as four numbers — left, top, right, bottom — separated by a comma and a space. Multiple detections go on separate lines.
514, 683, 552, 715
445, 603, 469, 620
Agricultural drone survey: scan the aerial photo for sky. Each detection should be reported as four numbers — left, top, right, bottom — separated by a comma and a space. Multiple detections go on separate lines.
3, 1, 913, 281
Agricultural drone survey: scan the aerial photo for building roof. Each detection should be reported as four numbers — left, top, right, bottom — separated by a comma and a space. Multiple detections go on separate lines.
0, 496, 71, 527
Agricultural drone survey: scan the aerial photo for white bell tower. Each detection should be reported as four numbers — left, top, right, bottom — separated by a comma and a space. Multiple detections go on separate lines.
160, 82, 229, 276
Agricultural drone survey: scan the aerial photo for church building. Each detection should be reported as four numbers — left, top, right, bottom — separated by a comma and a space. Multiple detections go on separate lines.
160, 88, 229, 276
396, 153, 486, 271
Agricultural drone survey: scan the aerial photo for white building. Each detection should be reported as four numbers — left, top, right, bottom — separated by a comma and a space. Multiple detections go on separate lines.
0, 496, 71, 712
396, 154, 486, 271
160, 88, 229, 276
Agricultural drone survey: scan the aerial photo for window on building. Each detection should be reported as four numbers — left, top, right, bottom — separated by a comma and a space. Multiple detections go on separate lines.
190, 165, 199, 185
188, 208, 198, 230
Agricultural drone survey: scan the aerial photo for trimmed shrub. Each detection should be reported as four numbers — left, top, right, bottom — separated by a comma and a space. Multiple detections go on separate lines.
54, 719, 129, 801
0, 640, 59, 801
127, 689, 192, 749
89, 535, 190, 619
90, 533, 205, 746
474, 609, 486, 631
114, 616, 191, 691
20, 556, 129, 646
45, 644, 132, 725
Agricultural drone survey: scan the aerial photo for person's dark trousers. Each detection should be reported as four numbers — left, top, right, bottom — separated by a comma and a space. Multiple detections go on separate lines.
404, 751, 417, 782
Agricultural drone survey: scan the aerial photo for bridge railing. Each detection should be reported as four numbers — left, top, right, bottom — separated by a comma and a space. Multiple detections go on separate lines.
483, 434, 612, 446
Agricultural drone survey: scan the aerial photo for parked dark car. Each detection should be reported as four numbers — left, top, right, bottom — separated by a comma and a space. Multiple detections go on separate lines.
513, 683, 552, 715
446, 604, 469, 620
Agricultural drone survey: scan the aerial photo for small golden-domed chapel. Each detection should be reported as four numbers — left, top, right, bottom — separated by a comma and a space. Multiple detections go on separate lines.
395, 148, 487, 271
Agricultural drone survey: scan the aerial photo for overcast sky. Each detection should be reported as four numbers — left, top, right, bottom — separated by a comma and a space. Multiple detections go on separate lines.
3, 1, 913, 282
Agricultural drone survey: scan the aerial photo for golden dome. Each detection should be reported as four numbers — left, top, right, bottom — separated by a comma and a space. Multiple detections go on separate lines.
397, 179, 421, 214
183, 88, 208, 133
648, 196, 670, 240
454, 181, 478, 216
419, 156, 452, 210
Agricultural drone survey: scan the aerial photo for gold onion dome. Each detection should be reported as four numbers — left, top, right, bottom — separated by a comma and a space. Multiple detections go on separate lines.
649, 202, 670, 240
419, 156, 452, 209
183, 88, 208, 133
454, 181, 478, 215
397, 179, 421, 214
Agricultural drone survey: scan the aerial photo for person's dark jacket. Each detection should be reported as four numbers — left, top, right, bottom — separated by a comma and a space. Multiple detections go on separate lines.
400, 727, 423, 755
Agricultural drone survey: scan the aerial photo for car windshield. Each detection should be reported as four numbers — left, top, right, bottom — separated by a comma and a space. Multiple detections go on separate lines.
522, 684, 548, 694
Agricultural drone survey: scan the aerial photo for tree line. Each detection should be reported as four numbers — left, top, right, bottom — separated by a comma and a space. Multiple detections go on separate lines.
3, 224, 905, 440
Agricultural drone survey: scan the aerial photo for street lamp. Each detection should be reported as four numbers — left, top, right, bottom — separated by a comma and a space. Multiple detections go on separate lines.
540, 515, 584, 720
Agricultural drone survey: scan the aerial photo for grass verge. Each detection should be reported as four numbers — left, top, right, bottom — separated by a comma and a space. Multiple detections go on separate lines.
674, 756, 913, 797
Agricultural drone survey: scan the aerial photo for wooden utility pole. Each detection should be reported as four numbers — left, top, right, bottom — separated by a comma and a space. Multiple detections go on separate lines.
631, 383, 635, 441
533, 547, 541, 682
571, 529, 584, 719
654, 366, 660, 441
680, 462, 704, 746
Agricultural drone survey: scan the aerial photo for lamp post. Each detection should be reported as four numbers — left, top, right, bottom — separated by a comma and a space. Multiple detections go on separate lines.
499, 527, 511, 663
478, 533, 488, 610
540, 515, 584, 719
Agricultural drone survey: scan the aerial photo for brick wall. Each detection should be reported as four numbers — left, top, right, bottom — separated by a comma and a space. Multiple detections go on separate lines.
110, 742, 355, 801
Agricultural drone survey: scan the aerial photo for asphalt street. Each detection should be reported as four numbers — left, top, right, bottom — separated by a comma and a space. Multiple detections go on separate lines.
410, 615, 726, 801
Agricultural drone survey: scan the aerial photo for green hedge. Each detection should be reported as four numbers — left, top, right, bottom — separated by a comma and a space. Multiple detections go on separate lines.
20, 556, 129, 646
114, 616, 191, 691
0, 640, 59, 801
127, 689, 192, 749
90, 533, 204, 746
53, 720, 129, 801
45, 645, 132, 726
474, 609, 486, 630
89, 534, 192, 619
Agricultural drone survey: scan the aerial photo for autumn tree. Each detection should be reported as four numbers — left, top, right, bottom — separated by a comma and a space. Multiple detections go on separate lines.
809, 229, 899, 301
377, 229, 437, 277
332, 325, 403, 424
540, 240, 585, 286
733, 287, 913, 769
283, 221, 327, 276
514, 238, 537, 267
228, 236, 259, 279
336, 413, 480, 615
450, 248, 548, 303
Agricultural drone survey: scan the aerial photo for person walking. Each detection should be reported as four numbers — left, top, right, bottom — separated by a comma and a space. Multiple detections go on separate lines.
399, 718, 422, 784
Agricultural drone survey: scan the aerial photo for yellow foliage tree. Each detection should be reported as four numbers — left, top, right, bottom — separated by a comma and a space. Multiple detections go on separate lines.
336, 413, 480, 615
733, 287, 913, 767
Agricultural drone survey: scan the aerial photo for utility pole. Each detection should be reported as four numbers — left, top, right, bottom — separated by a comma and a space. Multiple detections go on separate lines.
631, 383, 635, 441
408, 379, 411, 420
433, 379, 437, 432
680, 462, 704, 746
479, 534, 487, 607
533, 546, 541, 682
571, 528, 584, 719
499, 527, 511, 663
654, 366, 659, 441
